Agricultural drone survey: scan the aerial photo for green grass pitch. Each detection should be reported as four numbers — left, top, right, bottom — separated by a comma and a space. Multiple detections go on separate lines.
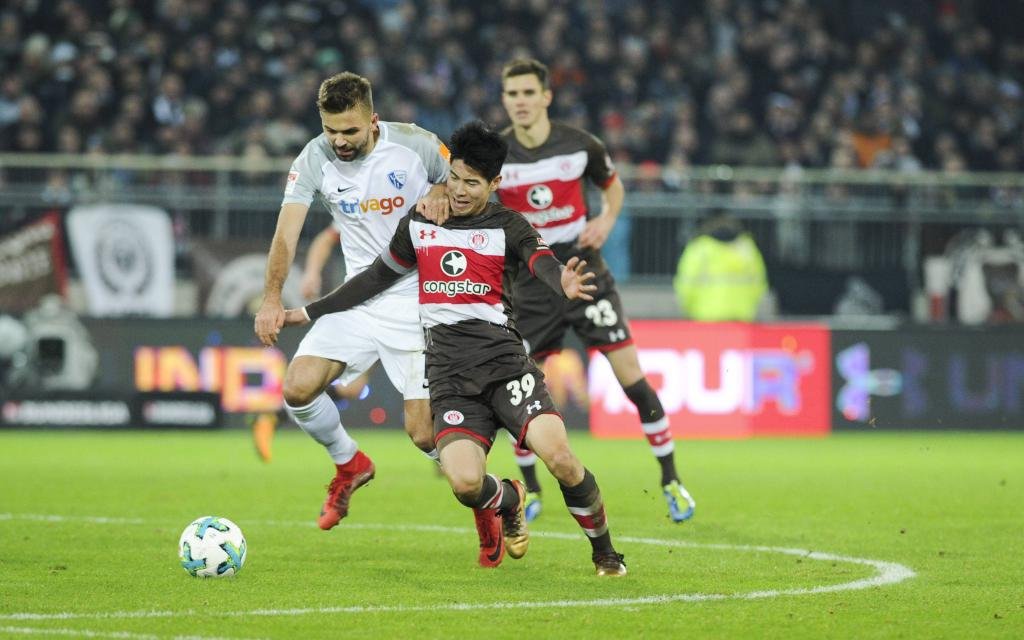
0, 428, 1021, 639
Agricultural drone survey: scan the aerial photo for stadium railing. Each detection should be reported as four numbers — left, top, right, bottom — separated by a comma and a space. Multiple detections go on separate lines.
2, 153, 1023, 285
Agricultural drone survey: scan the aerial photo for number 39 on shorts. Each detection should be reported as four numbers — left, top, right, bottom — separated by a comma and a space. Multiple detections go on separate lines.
506, 373, 535, 406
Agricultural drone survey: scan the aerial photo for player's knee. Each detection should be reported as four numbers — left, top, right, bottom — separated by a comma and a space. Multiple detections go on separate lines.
282, 380, 317, 407
542, 447, 581, 484
406, 430, 435, 454
449, 474, 484, 506
403, 415, 435, 453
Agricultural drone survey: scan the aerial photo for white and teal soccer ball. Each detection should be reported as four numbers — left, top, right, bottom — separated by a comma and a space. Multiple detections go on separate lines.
178, 516, 247, 578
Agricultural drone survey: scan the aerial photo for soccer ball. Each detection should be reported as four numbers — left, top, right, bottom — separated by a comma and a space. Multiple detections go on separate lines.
178, 516, 247, 578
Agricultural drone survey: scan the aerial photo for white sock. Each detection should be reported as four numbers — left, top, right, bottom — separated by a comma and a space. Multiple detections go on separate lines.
642, 416, 675, 458
423, 448, 440, 464
285, 393, 357, 465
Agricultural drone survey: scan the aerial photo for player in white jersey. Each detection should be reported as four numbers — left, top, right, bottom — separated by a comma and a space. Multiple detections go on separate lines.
254, 72, 450, 530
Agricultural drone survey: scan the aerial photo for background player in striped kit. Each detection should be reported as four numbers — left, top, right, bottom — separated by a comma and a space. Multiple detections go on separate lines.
497, 58, 696, 523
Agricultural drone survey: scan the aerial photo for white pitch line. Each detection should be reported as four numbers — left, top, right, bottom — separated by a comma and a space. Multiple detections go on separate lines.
0, 626, 264, 640
0, 512, 916, 622
0, 514, 146, 525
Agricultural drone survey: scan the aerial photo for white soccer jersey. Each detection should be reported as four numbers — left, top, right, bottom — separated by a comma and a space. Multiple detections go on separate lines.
283, 122, 450, 298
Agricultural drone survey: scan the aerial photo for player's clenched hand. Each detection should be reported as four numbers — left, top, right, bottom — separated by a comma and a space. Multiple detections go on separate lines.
282, 308, 311, 327
416, 190, 451, 225
561, 256, 597, 301
254, 299, 285, 346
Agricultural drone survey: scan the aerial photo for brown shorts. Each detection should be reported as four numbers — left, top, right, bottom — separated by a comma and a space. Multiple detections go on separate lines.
513, 269, 633, 360
431, 353, 560, 451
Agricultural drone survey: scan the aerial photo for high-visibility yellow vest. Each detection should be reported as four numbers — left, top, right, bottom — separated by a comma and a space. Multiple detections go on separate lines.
673, 233, 767, 321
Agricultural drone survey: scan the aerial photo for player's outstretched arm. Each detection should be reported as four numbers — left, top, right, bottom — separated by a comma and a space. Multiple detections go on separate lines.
287, 256, 404, 326
529, 252, 595, 301
282, 307, 311, 327
560, 256, 597, 301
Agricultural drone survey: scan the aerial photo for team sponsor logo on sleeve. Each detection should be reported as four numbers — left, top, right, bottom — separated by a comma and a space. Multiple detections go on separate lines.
284, 171, 299, 195
443, 410, 464, 425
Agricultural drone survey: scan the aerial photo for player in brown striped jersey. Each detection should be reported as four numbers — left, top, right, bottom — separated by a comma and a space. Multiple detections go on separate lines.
283, 122, 627, 576
498, 58, 696, 523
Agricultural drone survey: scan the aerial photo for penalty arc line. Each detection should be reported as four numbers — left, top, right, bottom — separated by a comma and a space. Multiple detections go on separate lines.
0, 512, 916, 622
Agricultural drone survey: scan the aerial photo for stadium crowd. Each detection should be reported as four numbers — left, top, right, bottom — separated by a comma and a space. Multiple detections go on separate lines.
1, 0, 1022, 179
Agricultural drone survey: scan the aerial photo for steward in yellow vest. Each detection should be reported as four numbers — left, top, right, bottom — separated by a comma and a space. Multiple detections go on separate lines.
673, 213, 767, 321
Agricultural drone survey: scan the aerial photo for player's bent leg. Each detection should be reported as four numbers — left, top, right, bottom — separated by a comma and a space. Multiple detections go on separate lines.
403, 398, 437, 457
507, 433, 543, 522
523, 414, 584, 487
283, 357, 354, 461
605, 345, 696, 523
438, 436, 507, 567
525, 415, 626, 576
603, 343, 646, 389
283, 355, 345, 407
317, 450, 375, 530
283, 355, 374, 529
438, 437, 488, 503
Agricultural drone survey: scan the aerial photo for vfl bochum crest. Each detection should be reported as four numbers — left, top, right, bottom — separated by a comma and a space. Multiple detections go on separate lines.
388, 170, 407, 190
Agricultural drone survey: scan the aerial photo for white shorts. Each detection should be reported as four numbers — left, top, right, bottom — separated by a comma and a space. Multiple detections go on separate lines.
293, 294, 428, 400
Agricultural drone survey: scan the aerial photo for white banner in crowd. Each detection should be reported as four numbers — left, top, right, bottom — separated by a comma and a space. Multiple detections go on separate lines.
67, 204, 175, 317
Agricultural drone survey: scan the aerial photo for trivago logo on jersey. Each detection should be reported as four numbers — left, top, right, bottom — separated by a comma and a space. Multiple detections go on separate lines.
589, 321, 831, 439
339, 195, 406, 216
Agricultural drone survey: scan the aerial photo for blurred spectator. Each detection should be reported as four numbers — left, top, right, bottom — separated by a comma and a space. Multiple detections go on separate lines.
673, 211, 767, 321
0, 0, 1020, 178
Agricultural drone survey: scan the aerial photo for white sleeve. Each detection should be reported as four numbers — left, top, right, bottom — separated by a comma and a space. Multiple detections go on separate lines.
382, 122, 451, 184
281, 138, 325, 207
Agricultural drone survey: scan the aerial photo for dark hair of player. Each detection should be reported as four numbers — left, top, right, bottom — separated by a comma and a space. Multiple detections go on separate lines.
501, 58, 550, 90
448, 121, 508, 181
317, 72, 373, 114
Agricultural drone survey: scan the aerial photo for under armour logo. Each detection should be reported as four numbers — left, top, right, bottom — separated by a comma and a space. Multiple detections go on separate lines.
525, 400, 542, 415
836, 343, 902, 422
419, 229, 437, 240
